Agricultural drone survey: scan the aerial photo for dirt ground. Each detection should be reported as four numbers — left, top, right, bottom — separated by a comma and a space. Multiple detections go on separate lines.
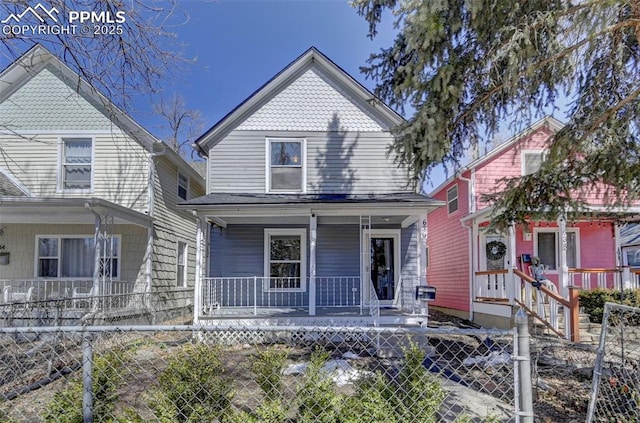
2, 313, 596, 422
427, 310, 595, 423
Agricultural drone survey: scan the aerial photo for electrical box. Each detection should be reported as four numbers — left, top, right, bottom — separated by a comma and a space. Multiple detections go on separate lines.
415, 286, 436, 302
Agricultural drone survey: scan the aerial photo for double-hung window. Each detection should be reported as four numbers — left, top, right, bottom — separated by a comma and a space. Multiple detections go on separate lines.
61, 138, 92, 190
177, 241, 188, 287
267, 139, 305, 192
534, 229, 579, 271
36, 236, 120, 278
264, 229, 306, 291
447, 185, 458, 214
522, 150, 545, 175
178, 172, 188, 201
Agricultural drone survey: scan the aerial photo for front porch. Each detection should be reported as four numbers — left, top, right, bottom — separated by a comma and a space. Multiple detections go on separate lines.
184, 193, 443, 326
199, 276, 429, 326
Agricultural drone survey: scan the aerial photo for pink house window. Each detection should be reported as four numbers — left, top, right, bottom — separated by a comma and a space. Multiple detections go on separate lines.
447, 185, 458, 214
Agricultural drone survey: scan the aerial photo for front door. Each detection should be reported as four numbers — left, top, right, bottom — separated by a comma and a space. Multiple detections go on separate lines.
370, 236, 397, 302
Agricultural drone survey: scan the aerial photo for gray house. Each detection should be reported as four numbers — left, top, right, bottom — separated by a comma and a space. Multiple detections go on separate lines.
182, 48, 443, 325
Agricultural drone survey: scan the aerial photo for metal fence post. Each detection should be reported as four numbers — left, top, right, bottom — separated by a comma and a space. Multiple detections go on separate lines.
82, 331, 93, 423
515, 308, 534, 423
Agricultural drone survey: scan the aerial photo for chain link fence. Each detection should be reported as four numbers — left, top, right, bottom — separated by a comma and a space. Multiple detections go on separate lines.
586, 302, 640, 422
0, 324, 520, 422
0, 289, 193, 328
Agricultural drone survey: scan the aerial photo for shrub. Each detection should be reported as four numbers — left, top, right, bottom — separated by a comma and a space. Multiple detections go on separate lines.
296, 347, 345, 423
43, 346, 129, 423
147, 343, 234, 422
579, 289, 640, 324
343, 342, 447, 423
251, 347, 288, 401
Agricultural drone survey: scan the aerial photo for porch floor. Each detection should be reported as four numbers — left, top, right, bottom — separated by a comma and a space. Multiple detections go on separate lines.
199, 306, 429, 326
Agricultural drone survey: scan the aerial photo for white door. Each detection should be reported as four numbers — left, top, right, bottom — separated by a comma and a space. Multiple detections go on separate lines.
480, 234, 507, 271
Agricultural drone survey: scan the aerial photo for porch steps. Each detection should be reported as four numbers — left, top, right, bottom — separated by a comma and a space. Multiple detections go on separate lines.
526, 305, 601, 344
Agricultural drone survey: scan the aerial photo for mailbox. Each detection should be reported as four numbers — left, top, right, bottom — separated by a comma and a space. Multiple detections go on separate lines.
415, 285, 436, 302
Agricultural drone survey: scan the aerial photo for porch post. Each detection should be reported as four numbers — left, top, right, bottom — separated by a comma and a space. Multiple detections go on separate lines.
507, 220, 517, 305
309, 214, 317, 316
557, 214, 569, 298
193, 216, 204, 325
613, 222, 622, 268
92, 213, 102, 309
470, 220, 479, 315
418, 217, 427, 284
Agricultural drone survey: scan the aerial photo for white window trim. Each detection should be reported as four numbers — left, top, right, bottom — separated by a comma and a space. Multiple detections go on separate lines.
264, 228, 307, 292
265, 137, 307, 194
176, 241, 188, 287
521, 149, 546, 176
533, 227, 581, 273
57, 137, 95, 193
447, 184, 458, 214
34, 234, 121, 279
177, 171, 189, 201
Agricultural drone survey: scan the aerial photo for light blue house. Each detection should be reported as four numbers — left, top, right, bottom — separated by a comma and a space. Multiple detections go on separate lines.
182, 48, 443, 325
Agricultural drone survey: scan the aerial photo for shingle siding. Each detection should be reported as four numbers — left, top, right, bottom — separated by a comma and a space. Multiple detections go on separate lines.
236, 67, 387, 132
0, 64, 114, 131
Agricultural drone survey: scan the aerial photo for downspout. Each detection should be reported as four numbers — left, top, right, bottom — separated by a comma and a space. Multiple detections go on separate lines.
457, 170, 476, 320
146, 143, 167, 294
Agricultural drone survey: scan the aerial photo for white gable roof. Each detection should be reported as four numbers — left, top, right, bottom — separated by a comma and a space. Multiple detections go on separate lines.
196, 47, 404, 152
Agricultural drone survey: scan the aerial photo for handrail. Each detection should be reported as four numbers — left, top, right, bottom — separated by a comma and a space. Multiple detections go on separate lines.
475, 269, 508, 276
568, 268, 618, 273
514, 269, 569, 307
514, 268, 581, 342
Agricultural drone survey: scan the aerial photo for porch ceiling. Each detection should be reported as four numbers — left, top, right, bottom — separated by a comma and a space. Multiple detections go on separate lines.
0, 197, 152, 227
212, 215, 409, 225
181, 192, 442, 224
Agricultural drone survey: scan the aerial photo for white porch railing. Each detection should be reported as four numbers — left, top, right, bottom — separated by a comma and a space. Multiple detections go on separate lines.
0, 279, 136, 304
202, 276, 362, 315
568, 268, 621, 290
474, 270, 508, 300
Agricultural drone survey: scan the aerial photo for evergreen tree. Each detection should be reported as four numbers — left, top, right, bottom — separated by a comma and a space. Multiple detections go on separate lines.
355, 0, 640, 226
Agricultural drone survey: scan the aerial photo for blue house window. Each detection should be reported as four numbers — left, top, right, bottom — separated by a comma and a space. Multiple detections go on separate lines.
264, 228, 306, 291
267, 138, 305, 193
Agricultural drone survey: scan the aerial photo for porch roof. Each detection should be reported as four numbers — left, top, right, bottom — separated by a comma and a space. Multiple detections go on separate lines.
460, 205, 640, 225
0, 197, 152, 227
182, 192, 442, 207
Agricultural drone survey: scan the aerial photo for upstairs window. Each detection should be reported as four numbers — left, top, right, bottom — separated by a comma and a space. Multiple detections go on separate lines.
447, 185, 458, 214
267, 139, 305, 192
522, 151, 545, 175
62, 138, 92, 190
178, 172, 189, 201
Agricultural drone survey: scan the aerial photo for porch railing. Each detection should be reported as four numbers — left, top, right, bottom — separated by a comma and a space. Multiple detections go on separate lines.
0, 279, 136, 304
474, 270, 508, 301
569, 268, 620, 290
202, 276, 361, 314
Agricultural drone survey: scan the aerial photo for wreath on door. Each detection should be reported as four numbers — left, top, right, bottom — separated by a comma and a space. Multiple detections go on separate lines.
486, 240, 507, 261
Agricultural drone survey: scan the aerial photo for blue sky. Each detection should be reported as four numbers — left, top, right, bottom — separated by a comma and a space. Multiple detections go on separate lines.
163, 0, 396, 133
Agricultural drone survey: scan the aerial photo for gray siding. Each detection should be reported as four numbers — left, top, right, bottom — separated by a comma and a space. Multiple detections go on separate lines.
209, 225, 268, 277
316, 224, 359, 276
209, 131, 410, 194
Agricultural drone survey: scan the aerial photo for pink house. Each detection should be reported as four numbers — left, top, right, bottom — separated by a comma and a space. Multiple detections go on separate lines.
426, 116, 640, 332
